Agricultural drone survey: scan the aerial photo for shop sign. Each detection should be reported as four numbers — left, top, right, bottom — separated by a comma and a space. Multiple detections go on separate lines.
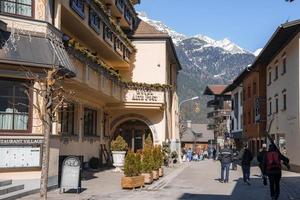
60, 156, 81, 193
125, 89, 164, 103
0, 138, 43, 145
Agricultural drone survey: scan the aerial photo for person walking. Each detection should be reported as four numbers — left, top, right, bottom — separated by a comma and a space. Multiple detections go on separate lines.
231, 146, 239, 170
187, 148, 192, 162
218, 143, 233, 183
241, 144, 253, 185
263, 144, 290, 200
213, 148, 217, 160
257, 143, 268, 185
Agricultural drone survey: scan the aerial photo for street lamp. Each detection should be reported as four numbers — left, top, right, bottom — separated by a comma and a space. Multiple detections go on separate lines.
179, 96, 200, 110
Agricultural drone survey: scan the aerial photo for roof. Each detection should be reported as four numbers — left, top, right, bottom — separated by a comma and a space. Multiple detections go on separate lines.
229, 19, 300, 87
203, 85, 230, 95
181, 124, 214, 143
132, 19, 169, 38
0, 30, 76, 77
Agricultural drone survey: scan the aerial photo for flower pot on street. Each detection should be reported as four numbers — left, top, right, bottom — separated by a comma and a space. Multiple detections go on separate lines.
152, 170, 159, 180
121, 176, 145, 189
142, 173, 153, 184
112, 151, 126, 171
159, 167, 164, 177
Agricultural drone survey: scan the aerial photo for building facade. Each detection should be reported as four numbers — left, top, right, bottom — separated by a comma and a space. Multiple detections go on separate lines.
0, 0, 181, 186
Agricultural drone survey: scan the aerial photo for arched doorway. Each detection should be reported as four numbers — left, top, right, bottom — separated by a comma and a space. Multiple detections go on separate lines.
113, 119, 153, 152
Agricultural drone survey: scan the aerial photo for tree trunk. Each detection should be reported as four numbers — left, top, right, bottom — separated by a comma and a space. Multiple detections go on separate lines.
40, 80, 52, 200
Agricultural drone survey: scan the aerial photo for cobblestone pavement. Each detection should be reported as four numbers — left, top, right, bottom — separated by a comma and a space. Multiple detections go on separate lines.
18, 160, 300, 200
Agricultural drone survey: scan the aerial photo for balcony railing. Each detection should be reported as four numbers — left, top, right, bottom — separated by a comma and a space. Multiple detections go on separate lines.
207, 110, 231, 119
207, 99, 220, 108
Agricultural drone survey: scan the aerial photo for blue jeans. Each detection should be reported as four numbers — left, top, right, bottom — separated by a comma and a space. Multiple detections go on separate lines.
221, 163, 230, 182
242, 165, 251, 182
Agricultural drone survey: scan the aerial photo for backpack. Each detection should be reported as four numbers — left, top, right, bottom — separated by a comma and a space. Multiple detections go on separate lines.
266, 151, 281, 171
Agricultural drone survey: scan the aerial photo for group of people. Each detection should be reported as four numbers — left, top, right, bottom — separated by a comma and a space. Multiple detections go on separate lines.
218, 143, 290, 200
183, 147, 209, 162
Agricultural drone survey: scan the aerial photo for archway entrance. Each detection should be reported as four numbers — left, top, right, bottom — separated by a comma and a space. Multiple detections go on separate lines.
113, 119, 153, 152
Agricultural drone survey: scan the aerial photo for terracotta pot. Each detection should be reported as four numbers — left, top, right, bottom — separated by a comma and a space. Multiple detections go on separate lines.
152, 170, 159, 180
159, 167, 164, 177
121, 175, 144, 189
142, 173, 153, 184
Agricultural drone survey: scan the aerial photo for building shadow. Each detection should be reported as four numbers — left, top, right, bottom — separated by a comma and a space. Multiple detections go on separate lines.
82, 166, 115, 181
178, 176, 300, 200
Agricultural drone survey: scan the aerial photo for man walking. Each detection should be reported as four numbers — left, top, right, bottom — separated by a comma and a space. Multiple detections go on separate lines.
257, 143, 268, 185
264, 144, 290, 200
218, 143, 233, 183
241, 144, 253, 185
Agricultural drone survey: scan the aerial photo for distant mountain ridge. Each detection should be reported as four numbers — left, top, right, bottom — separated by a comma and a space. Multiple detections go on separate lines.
138, 12, 256, 123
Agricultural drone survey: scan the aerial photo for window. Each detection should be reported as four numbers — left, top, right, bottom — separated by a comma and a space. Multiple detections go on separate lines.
240, 91, 243, 106
274, 65, 278, 80
103, 25, 113, 45
115, 0, 125, 12
0, 79, 31, 131
124, 7, 132, 24
60, 103, 75, 135
84, 108, 97, 136
268, 70, 272, 85
253, 82, 257, 96
70, 0, 85, 18
283, 93, 287, 111
89, 8, 100, 33
0, 0, 33, 17
247, 86, 251, 98
275, 98, 278, 113
269, 100, 272, 116
282, 58, 286, 74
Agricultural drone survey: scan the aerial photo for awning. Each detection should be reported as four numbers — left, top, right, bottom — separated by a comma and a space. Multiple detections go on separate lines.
0, 28, 76, 77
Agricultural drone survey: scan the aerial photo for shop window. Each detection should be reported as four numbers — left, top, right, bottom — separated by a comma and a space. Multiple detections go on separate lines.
70, 0, 85, 18
0, 0, 33, 17
0, 79, 31, 131
84, 108, 97, 136
89, 8, 100, 33
60, 103, 75, 135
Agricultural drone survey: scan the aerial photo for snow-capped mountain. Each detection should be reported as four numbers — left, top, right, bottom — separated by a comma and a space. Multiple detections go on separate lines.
138, 12, 256, 123
254, 48, 263, 56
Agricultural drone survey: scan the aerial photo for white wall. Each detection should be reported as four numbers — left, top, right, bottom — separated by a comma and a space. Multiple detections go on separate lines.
132, 40, 167, 84
266, 33, 300, 167
230, 86, 243, 134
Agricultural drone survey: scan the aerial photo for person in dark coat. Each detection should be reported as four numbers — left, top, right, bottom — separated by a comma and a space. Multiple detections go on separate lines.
218, 143, 233, 183
213, 148, 217, 160
257, 143, 268, 185
231, 146, 239, 170
263, 144, 290, 200
241, 144, 253, 185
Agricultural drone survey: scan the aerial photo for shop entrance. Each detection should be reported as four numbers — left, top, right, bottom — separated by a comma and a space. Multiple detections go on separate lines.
113, 119, 153, 152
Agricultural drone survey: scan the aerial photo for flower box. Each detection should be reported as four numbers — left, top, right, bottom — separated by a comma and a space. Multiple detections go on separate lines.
121, 175, 145, 189
159, 167, 164, 177
142, 173, 153, 184
152, 170, 159, 180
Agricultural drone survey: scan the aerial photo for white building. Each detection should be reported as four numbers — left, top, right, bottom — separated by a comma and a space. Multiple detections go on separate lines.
255, 19, 300, 172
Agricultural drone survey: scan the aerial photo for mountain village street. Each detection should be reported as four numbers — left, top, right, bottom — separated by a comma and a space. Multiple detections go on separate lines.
17, 160, 300, 200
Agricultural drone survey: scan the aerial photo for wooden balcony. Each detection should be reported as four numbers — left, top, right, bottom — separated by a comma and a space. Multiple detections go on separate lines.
207, 110, 231, 119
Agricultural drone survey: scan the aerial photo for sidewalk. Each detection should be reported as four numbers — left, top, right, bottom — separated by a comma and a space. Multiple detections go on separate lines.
17, 164, 184, 200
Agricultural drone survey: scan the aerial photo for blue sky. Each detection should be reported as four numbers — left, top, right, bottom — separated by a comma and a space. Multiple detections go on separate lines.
136, 0, 300, 52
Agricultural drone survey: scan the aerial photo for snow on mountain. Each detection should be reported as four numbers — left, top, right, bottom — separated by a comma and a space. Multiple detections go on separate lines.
254, 48, 263, 56
138, 12, 250, 54
137, 12, 187, 44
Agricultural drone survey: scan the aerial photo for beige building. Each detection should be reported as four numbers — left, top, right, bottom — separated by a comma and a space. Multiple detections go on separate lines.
252, 19, 300, 171
0, 0, 181, 187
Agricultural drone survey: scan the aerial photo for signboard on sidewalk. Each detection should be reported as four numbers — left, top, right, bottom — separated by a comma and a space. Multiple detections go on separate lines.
60, 156, 81, 193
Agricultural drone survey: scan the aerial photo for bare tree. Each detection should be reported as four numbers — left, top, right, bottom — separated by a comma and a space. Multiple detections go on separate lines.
214, 118, 227, 138
25, 67, 74, 200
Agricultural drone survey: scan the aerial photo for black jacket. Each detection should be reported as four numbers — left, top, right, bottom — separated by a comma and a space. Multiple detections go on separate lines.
218, 148, 233, 164
241, 148, 253, 166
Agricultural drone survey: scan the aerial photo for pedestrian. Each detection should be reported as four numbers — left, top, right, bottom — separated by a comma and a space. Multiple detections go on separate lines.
187, 148, 192, 162
257, 143, 268, 185
263, 144, 290, 200
231, 146, 239, 170
213, 148, 217, 160
218, 143, 233, 183
240, 144, 253, 185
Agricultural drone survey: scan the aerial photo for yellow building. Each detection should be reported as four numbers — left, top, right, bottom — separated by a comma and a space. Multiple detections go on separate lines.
0, 0, 181, 186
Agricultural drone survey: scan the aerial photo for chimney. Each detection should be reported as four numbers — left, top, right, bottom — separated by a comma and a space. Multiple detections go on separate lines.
187, 120, 192, 129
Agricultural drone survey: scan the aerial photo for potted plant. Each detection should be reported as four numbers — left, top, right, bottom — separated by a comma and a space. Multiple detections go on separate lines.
141, 147, 154, 184
111, 135, 128, 172
152, 146, 161, 180
121, 151, 144, 189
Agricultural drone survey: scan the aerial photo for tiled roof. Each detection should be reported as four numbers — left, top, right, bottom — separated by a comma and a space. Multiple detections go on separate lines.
132, 19, 169, 37
203, 85, 229, 95
181, 124, 214, 143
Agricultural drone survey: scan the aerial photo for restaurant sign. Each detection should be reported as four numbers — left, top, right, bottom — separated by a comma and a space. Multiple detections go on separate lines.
0, 138, 44, 145
125, 89, 164, 103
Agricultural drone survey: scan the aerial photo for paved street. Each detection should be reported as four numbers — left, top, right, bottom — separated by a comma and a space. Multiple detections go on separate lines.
19, 160, 300, 200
